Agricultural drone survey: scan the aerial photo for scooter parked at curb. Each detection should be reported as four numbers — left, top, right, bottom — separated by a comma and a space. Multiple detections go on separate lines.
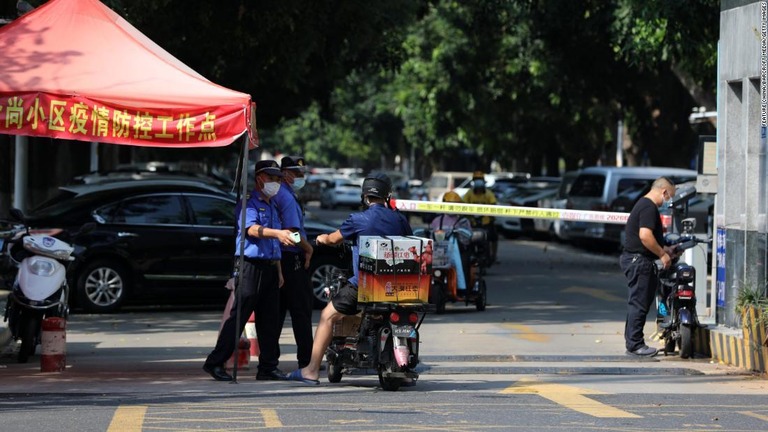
656, 217, 710, 359
2, 208, 93, 363
324, 270, 427, 391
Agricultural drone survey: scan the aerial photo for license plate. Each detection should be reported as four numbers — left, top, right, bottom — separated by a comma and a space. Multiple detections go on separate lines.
391, 324, 414, 337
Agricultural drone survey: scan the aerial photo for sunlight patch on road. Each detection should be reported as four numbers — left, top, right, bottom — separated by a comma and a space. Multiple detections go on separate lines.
562, 287, 625, 303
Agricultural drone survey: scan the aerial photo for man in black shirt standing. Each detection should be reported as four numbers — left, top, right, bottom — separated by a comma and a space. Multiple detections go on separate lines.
620, 176, 679, 357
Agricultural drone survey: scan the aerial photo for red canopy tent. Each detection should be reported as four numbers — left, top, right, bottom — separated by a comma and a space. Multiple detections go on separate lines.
0, 0, 258, 376
0, 0, 256, 148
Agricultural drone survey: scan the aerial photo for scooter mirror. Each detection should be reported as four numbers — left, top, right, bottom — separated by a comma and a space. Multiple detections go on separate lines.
663, 232, 681, 246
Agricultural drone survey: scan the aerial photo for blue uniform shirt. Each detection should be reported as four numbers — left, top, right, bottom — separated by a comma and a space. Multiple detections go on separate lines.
339, 203, 413, 286
273, 182, 305, 254
234, 192, 282, 260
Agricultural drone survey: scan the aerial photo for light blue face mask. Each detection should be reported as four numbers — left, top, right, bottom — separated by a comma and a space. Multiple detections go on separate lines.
292, 177, 306, 190
263, 181, 281, 197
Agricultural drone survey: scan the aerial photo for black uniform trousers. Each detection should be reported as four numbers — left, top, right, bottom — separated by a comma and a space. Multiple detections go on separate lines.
620, 252, 658, 352
205, 258, 281, 373
278, 251, 314, 368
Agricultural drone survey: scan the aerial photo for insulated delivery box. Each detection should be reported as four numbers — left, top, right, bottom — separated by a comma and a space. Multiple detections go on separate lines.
357, 235, 432, 303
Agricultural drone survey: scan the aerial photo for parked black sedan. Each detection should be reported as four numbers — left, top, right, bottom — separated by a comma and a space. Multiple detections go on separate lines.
23, 179, 350, 313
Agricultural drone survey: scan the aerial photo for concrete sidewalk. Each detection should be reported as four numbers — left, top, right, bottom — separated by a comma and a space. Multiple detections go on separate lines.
0, 306, 747, 394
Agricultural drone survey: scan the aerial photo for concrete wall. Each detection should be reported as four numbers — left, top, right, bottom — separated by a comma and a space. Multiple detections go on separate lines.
717, 1, 768, 327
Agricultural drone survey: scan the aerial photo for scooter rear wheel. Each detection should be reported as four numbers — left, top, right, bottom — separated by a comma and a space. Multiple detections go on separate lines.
378, 367, 403, 391
327, 359, 343, 383
475, 279, 487, 312
664, 336, 676, 355
430, 281, 447, 314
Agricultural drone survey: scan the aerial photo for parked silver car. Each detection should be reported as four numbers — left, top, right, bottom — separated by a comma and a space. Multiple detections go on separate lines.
319, 178, 363, 209
562, 166, 697, 248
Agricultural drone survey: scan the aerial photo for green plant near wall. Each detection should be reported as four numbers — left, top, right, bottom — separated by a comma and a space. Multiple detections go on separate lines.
735, 281, 768, 327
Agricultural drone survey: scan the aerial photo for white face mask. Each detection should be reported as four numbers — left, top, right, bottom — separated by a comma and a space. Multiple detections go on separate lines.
262, 181, 281, 197
292, 177, 306, 191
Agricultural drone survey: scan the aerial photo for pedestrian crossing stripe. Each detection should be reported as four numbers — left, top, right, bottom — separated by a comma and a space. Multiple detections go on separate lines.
393, 199, 629, 224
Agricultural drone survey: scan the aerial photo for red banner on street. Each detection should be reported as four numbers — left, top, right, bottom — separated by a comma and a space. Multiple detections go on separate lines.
0, 93, 247, 147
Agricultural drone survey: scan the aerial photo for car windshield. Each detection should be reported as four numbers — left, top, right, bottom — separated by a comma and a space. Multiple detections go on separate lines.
569, 174, 605, 197
28, 189, 82, 218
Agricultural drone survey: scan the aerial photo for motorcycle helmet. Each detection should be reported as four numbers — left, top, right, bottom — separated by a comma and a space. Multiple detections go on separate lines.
361, 173, 392, 199
443, 191, 463, 203
471, 171, 486, 190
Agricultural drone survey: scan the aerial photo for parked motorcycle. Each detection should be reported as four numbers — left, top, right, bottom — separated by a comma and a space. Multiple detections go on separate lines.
657, 217, 710, 359
0, 219, 26, 288
324, 270, 426, 391
2, 208, 92, 363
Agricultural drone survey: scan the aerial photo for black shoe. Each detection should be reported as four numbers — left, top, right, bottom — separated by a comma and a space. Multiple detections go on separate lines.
203, 364, 233, 381
256, 368, 287, 381
626, 345, 658, 357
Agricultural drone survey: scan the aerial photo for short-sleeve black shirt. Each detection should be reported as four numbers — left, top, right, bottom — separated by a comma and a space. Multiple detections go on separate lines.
623, 197, 662, 258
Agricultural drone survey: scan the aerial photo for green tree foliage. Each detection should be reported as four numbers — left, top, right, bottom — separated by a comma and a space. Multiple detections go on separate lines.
121, 0, 424, 127
9, 0, 718, 177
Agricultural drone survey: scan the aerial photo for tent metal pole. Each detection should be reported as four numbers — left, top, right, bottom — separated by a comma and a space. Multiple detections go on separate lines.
231, 133, 250, 383
13, 135, 28, 212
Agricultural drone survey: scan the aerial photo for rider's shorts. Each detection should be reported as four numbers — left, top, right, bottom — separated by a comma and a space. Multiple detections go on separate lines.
331, 280, 361, 316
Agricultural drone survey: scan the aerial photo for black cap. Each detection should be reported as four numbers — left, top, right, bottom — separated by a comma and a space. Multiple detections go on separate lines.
280, 156, 307, 172
361, 173, 392, 199
254, 160, 283, 177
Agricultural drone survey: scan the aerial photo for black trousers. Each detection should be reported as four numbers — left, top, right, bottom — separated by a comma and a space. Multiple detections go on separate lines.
205, 259, 281, 373
278, 252, 314, 368
620, 252, 658, 352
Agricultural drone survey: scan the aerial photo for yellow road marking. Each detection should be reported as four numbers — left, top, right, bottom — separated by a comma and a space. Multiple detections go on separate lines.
260, 408, 283, 427
330, 419, 375, 424
107, 405, 147, 432
740, 411, 768, 422
500, 323, 550, 343
501, 378, 641, 419
562, 287, 625, 303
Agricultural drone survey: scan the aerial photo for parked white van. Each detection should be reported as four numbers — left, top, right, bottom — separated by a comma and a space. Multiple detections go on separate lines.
425, 171, 474, 201
561, 166, 697, 247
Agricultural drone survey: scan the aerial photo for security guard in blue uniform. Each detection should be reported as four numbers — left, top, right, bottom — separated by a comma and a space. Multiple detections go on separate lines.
274, 156, 315, 369
286, 173, 413, 384
203, 160, 296, 382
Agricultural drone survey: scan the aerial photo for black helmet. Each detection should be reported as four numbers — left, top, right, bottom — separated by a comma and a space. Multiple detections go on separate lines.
361, 173, 392, 199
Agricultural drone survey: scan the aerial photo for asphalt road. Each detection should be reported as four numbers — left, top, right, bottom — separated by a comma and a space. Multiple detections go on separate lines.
1, 208, 766, 431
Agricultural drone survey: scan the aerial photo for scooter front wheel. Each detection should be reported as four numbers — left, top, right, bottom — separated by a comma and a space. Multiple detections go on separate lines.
18, 312, 40, 363
679, 324, 693, 359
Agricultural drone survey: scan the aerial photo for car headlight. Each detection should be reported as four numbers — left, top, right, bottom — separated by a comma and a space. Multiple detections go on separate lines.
27, 257, 56, 276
